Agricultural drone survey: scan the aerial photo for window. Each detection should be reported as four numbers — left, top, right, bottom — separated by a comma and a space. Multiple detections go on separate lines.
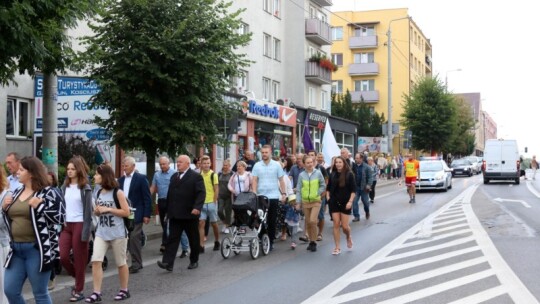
334, 131, 354, 152
263, 33, 272, 57
332, 80, 343, 94
273, 38, 281, 61
263, 78, 271, 100
273, 0, 281, 17
272, 81, 280, 101
321, 91, 329, 112
354, 80, 375, 91
308, 86, 316, 107
238, 23, 249, 35
331, 53, 343, 66
319, 12, 328, 23
6, 98, 30, 137
309, 6, 316, 18
355, 26, 375, 37
331, 27, 343, 40
263, 0, 271, 13
231, 70, 248, 91
353, 52, 374, 64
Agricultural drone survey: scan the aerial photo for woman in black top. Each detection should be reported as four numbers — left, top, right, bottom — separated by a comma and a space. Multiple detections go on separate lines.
326, 156, 356, 255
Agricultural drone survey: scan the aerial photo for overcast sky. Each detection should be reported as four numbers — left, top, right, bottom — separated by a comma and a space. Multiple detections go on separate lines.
331, 0, 539, 157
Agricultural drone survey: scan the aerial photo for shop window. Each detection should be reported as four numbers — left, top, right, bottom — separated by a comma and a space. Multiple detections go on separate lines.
6, 98, 30, 137
334, 131, 354, 152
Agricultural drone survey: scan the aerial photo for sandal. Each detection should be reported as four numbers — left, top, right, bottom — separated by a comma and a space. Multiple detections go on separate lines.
317, 234, 323, 241
70, 291, 84, 302
332, 248, 341, 255
114, 290, 131, 301
85, 292, 102, 303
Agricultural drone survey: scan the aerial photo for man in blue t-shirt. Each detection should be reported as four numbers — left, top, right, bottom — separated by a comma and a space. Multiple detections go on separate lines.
252, 145, 287, 250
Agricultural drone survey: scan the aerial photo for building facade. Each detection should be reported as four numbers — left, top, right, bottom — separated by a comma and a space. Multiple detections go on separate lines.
330, 8, 432, 155
454, 93, 485, 155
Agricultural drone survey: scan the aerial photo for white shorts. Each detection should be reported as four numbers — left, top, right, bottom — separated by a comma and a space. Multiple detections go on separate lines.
91, 236, 128, 267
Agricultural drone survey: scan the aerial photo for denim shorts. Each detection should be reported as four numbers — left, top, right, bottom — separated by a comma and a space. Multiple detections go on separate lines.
200, 202, 218, 222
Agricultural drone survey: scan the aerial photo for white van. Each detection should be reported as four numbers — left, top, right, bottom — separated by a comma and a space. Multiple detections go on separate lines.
482, 139, 520, 184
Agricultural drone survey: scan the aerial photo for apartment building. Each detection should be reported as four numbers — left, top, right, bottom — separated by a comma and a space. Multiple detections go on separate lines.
330, 8, 432, 155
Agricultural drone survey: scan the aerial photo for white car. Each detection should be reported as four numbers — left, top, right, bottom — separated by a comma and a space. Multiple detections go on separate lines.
416, 159, 453, 192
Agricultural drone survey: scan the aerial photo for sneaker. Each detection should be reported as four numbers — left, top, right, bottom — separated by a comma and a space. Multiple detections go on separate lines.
409, 199, 413, 204
47, 278, 55, 291
412, 197, 416, 204
179, 250, 188, 258
299, 235, 309, 242
310, 242, 317, 252
213, 241, 220, 251
352, 217, 360, 222
291, 242, 296, 250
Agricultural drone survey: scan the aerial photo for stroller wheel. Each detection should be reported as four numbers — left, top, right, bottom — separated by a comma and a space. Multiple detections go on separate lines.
249, 239, 260, 260
261, 234, 271, 256
221, 237, 232, 259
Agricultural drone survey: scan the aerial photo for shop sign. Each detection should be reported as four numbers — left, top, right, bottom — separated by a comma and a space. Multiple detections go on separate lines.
243, 99, 296, 127
307, 109, 328, 130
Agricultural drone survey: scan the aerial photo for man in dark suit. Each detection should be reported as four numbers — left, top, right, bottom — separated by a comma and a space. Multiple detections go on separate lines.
158, 155, 205, 272
118, 156, 152, 274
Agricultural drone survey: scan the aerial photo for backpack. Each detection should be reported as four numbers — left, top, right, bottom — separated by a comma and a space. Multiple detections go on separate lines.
97, 188, 135, 232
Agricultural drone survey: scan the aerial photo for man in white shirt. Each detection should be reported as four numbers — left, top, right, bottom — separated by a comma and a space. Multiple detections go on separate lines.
5, 152, 21, 192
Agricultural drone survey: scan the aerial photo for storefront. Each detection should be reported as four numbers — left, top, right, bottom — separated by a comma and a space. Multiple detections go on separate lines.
239, 98, 297, 161
328, 116, 358, 154
295, 107, 329, 153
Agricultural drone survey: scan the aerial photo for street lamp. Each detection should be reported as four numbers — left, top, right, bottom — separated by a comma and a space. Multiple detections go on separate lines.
445, 68, 462, 91
387, 16, 410, 156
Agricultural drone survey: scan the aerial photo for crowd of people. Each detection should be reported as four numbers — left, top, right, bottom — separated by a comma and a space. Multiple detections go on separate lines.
0, 148, 415, 303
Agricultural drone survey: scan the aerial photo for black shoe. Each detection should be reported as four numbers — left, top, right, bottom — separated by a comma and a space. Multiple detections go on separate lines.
213, 241, 220, 251
200, 246, 205, 254
187, 262, 198, 269
306, 242, 313, 251
299, 235, 309, 243
352, 217, 360, 222
366, 212, 370, 220
310, 242, 317, 252
179, 250, 188, 258
157, 261, 172, 272
129, 266, 141, 274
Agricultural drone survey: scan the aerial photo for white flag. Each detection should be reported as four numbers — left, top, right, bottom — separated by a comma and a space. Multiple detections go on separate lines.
322, 119, 341, 167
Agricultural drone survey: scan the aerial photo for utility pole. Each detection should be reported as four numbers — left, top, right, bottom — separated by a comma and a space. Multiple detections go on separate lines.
42, 73, 58, 176
387, 16, 409, 156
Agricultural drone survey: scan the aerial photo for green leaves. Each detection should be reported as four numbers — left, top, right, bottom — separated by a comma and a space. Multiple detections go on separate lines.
331, 91, 384, 137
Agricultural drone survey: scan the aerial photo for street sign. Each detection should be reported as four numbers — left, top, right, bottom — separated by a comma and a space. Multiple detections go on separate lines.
36, 117, 68, 129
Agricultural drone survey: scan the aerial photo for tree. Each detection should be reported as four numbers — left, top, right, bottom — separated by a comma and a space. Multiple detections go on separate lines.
401, 77, 456, 154
0, 1, 99, 84
331, 90, 356, 121
79, 0, 251, 181
331, 91, 384, 137
445, 96, 476, 156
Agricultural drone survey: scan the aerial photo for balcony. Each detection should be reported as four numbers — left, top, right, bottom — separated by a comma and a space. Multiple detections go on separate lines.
305, 61, 332, 85
349, 35, 378, 49
310, 0, 332, 7
305, 18, 331, 45
348, 63, 379, 76
351, 91, 379, 103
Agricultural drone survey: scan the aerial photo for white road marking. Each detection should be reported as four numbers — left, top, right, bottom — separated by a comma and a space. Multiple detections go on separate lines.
526, 180, 540, 198
302, 184, 539, 304
494, 197, 532, 208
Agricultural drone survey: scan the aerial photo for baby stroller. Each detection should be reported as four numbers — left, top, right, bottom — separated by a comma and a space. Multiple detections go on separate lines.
221, 194, 271, 259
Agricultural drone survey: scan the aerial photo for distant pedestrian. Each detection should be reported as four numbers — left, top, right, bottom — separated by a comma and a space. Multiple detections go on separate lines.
2, 156, 65, 304
86, 164, 131, 303
326, 156, 356, 255
252, 145, 288, 250
118, 156, 152, 274
5, 152, 22, 192
377, 154, 387, 179
351, 153, 373, 222
531, 155, 538, 180
367, 157, 378, 203
199, 155, 220, 252
158, 155, 205, 272
218, 160, 233, 234
232, 150, 256, 172
402, 154, 420, 204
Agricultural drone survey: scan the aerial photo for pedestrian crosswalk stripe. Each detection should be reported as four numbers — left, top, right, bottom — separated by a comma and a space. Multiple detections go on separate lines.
302, 184, 539, 304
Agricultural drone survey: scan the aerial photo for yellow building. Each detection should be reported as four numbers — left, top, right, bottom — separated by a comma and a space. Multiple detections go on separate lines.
330, 8, 432, 155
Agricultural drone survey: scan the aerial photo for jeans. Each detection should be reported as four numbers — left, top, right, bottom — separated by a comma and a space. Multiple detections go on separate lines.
5, 242, 52, 304
352, 188, 370, 219
318, 197, 327, 220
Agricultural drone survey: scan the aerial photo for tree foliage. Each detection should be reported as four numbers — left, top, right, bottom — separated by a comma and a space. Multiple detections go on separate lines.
79, 0, 251, 177
0, 0, 99, 84
445, 97, 476, 156
331, 90, 384, 137
401, 77, 456, 154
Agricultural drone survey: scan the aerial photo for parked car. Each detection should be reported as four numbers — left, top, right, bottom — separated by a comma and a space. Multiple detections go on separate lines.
465, 156, 481, 174
483, 139, 520, 184
416, 158, 453, 191
451, 159, 475, 177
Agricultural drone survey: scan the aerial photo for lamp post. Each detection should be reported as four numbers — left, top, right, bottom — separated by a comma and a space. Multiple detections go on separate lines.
387, 16, 410, 156
445, 68, 462, 91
